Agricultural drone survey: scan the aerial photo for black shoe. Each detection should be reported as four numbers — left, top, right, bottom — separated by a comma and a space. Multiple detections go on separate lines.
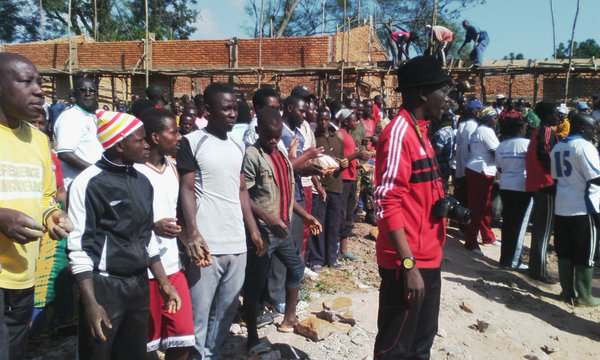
256, 309, 276, 329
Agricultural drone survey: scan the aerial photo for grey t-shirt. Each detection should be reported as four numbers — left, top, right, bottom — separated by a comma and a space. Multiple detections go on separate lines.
177, 129, 247, 255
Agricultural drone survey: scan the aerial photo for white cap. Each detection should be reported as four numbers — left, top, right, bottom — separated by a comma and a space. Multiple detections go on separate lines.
496, 94, 506, 100
557, 103, 569, 115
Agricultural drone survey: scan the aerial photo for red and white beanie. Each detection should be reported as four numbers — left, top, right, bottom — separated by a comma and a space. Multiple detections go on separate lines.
96, 110, 143, 149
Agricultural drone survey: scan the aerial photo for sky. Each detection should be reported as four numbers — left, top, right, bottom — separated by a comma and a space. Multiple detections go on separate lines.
191, 0, 599, 60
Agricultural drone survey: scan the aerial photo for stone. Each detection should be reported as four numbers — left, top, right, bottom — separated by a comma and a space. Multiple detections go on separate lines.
331, 321, 353, 335
229, 323, 242, 335
322, 296, 356, 325
295, 316, 334, 342
459, 302, 473, 313
348, 326, 369, 346
368, 227, 379, 239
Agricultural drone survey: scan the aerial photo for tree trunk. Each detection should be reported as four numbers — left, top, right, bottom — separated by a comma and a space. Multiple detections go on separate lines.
275, 0, 301, 37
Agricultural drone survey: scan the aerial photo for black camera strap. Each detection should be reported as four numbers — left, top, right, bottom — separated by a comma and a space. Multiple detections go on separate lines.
407, 112, 444, 180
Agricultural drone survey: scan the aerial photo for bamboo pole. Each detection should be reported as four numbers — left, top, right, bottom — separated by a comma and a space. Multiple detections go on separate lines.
549, 0, 556, 59
145, 0, 150, 87
322, 0, 325, 35
430, 0, 438, 57
94, 0, 98, 41
39, 0, 44, 41
67, 0, 73, 89
258, 0, 264, 87
564, 0, 580, 102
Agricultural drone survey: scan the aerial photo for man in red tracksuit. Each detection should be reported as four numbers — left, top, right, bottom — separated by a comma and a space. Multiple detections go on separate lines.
373, 56, 451, 360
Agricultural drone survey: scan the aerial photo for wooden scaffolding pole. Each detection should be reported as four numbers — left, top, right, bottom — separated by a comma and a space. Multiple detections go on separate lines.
564, 0, 580, 102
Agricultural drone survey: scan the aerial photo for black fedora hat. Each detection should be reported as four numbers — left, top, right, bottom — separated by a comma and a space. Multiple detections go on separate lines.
395, 56, 452, 91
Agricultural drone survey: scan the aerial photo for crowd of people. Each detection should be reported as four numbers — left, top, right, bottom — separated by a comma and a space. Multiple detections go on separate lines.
1, 47, 600, 360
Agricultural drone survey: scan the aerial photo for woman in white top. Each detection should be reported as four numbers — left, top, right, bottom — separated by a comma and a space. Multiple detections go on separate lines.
464, 107, 500, 254
496, 115, 531, 268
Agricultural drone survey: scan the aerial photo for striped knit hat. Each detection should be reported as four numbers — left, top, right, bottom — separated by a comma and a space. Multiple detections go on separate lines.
96, 110, 143, 149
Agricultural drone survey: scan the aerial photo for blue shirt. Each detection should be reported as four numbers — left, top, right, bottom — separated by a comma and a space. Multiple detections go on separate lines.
280, 122, 305, 201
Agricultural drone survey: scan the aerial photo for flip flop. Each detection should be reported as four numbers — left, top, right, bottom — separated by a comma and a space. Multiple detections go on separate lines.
248, 341, 272, 356
277, 323, 295, 333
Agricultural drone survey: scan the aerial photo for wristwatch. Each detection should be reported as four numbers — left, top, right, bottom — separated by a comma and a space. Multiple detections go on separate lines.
402, 256, 415, 270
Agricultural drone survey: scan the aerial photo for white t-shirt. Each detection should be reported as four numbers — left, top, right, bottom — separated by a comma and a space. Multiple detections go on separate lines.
466, 124, 499, 176
135, 158, 182, 277
495, 137, 530, 192
455, 118, 478, 178
551, 135, 600, 216
177, 129, 247, 255
54, 105, 103, 187
299, 121, 316, 188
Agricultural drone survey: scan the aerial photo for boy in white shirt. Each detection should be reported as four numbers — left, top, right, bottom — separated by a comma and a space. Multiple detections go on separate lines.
135, 108, 195, 359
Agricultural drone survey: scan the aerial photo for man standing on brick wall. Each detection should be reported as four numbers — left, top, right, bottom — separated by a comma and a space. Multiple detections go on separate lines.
458, 20, 490, 66
54, 78, 103, 188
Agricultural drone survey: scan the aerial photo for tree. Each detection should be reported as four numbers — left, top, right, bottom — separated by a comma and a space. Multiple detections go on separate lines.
556, 39, 600, 59
244, 0, 347, 38
502, 52, 525, 60
1, 0, 199, 43
0, 1, 40, 42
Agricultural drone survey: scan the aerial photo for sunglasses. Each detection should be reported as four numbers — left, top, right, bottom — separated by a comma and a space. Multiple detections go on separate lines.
78, 87, 97, 94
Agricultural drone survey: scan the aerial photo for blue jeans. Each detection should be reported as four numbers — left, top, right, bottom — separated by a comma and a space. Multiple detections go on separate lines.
186, 253, 247, 360
309, 192, 342, 266
470, 31, 489, 65
244, 224, 305, 304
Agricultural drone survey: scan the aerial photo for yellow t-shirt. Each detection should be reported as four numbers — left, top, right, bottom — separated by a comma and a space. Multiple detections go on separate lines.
0, 121, 58, 289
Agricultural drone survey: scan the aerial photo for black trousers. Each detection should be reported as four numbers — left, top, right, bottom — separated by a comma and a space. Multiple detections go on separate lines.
499, 190, 532, 267
78, 272, 150, 360
529, 190, 555, 279
374, 267, 441, 360
0, 287, 34, 360
340, 180, 358, 238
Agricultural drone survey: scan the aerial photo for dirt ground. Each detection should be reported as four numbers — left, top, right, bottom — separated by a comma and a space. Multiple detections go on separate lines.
25, 222, 600, 360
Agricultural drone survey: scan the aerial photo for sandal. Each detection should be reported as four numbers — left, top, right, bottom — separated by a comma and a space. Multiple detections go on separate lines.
248, 341, 272, 355
277, 323, 295, 333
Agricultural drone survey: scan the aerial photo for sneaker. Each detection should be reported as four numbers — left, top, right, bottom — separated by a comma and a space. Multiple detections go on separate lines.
304, 267, 319, 280
309, 265, 323, 273
468, 248, 484, 256
515, 263, 529, 270
272, 302, 286, 314
339, 252, 360, 261
256, 309, 276, 329
329, 262, 342, 269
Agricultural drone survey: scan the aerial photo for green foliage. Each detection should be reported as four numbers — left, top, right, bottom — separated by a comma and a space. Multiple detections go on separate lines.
502, 52, 525, 60
0, 1, 40, 42
1, 0, 198, 43
556, 39, 600, 59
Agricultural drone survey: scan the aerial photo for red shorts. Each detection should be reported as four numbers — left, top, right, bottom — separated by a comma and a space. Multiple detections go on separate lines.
147, 270, 195, 351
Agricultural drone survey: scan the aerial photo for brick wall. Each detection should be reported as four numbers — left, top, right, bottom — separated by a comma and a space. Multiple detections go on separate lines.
333, 25, 388, 63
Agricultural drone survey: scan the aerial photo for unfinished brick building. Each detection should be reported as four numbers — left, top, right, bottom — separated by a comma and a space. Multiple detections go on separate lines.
2, 24, 599, 109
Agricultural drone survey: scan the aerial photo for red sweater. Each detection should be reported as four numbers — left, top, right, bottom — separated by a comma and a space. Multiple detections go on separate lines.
525, 125, 557, 192
374, 108, 446, 269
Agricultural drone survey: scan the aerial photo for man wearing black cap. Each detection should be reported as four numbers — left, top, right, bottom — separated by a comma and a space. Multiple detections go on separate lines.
373, 56, 450, 359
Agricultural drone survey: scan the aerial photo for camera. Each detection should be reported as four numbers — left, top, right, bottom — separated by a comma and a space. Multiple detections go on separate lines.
433, 196, 472, 225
